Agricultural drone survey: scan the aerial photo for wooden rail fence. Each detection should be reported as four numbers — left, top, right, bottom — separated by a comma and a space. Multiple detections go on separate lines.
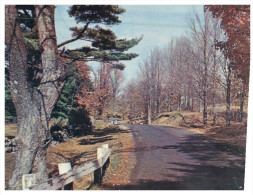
22, 144, 111, 190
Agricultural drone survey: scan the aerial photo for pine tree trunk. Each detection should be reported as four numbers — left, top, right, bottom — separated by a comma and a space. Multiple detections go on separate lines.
6, 5, 65, 189
8, 106, 50, 189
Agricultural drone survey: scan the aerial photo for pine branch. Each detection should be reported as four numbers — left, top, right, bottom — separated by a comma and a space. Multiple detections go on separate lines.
57, 22, 90, 48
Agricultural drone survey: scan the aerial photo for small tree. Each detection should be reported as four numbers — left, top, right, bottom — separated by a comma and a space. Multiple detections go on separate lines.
77, 62, 123, 119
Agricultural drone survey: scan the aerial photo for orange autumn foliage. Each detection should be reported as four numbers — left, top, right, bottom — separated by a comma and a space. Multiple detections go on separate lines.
205, 5, 250, 84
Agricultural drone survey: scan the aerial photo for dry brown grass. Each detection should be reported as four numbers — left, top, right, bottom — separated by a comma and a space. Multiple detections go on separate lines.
5, 122, 136, 190
5, 153, 15, 188
5, 123, 18, 189
46, 123, 136, 190
5, 123, 18, 137
206, 122, 247, 151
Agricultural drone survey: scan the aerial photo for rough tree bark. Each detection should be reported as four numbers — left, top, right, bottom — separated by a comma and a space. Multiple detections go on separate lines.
5, 5, 65, 190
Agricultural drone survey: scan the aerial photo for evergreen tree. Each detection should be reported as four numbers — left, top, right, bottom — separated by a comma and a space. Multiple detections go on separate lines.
51, 76, 78, 121
59, 5, 142, 63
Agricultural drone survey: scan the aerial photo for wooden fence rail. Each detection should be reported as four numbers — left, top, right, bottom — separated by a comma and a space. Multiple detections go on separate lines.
23, 144, 111, 190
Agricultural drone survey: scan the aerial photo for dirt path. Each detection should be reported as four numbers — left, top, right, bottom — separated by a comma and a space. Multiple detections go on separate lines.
106, 124, 245, 190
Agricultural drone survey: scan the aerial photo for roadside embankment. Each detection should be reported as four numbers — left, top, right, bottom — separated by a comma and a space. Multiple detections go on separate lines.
152, 110, 247, 153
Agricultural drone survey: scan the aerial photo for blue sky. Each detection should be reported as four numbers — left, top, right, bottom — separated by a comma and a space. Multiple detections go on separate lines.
55, 5, 204, 83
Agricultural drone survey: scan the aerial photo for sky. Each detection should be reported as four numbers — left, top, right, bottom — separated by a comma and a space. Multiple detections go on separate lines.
55, 5, 204, 84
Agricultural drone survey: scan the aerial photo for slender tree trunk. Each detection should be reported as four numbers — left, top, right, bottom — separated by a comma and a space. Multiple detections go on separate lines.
177, 93, 181, 111
239, 93, 245, 122
148, 98, 152, 125
203, 38, 208, 126
212, 93, 216, 125
191, 98, 194, 111
6, 5, 65, 189
226, 60, 231, 126
156, 98, 160, 116
169, 96, 173, 112
203, 90, 207, 125
212, 48, 217, 125
199, 98, 202, 112
186, 95, 190, 110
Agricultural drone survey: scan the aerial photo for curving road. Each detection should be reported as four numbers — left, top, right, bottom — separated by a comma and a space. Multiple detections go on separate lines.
119, 124, 245, 190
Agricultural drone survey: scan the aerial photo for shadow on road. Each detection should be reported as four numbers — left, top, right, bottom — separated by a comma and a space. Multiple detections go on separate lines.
104, 133, 245, 190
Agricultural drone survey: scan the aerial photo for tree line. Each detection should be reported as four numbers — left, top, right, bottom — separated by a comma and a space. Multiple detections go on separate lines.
119, 6, 250, 126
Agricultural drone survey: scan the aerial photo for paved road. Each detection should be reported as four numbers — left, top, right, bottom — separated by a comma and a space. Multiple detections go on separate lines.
119, 125, 245, 190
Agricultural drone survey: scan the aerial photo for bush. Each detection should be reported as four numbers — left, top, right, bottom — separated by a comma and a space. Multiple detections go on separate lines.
68, 107, 92, 136
50, 118, 72, 142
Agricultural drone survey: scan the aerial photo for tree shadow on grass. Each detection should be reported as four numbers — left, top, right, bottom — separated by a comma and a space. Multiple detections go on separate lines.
93, 126, 133, 137
48, 150, 97, 177
77, 126, 134, 146
48, 126, 132, 177
78, 136, 113, 145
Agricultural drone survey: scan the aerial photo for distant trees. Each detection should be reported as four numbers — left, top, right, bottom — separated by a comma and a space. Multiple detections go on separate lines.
121, 6, 250, 127
205, 5, 250, 122
5, 5, 140, 189
77, 62, 124, 119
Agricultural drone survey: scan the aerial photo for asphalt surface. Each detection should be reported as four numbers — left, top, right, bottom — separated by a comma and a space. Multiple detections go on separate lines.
115, 124, 245, 190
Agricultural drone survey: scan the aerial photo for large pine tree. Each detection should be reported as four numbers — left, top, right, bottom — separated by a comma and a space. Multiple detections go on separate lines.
5, 5, 141, 189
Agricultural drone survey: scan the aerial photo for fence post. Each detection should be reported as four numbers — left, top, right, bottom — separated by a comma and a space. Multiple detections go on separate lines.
102, 144, 110, 169
94, 147, 103, 185
58, 162, 73, 190
22, 174, 36, 190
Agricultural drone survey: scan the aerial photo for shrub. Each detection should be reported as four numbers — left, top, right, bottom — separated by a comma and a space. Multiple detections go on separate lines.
68, 107, 92, 136
50, 118, 72, 142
